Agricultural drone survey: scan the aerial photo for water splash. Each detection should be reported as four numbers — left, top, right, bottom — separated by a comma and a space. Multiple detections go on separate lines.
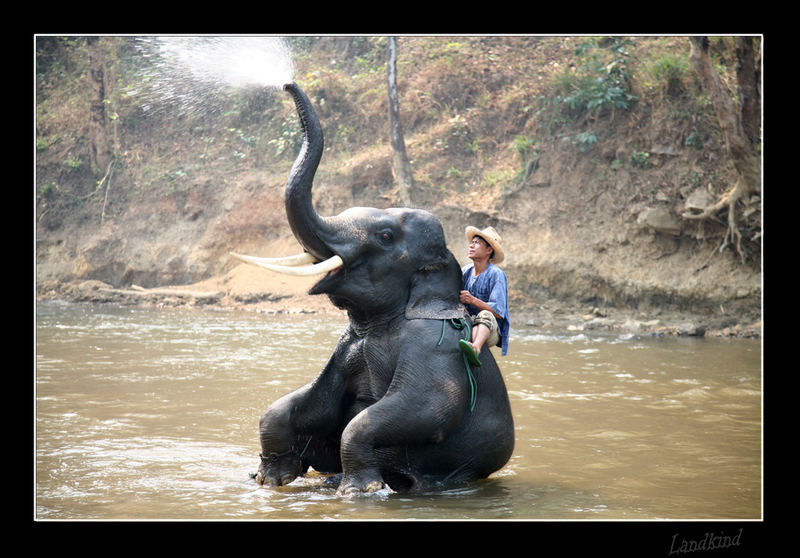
131, 36, 294, 118
153, 36, 294, 88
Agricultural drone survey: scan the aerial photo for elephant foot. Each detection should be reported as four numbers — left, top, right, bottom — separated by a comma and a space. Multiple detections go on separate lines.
256, 470, 299, 487
336, 473, 386, 496
256, 450, 303, 487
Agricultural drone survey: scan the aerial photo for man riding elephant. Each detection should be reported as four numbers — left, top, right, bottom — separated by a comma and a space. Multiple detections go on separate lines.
458, 226, 510, 366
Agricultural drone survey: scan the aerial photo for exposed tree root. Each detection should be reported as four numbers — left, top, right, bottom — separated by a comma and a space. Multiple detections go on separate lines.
682, 178, 751, 263
684, 36, 761, 266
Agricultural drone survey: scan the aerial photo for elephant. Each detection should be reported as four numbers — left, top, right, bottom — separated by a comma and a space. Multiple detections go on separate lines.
231, 83, 514, 496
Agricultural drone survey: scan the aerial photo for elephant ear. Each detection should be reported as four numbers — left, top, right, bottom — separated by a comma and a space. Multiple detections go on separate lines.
405, 253, 466, 320
402, 211, 467, 320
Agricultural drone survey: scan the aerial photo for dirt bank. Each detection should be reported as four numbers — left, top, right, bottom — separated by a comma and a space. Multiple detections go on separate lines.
34, 92, 762, 339
36, 251, 761, 340
35, 37, 761, 339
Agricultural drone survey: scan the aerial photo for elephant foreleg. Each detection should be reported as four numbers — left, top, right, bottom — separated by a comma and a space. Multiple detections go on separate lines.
257, 355, 350, 486
256, 386, 314, 486
336, 382, 466, 495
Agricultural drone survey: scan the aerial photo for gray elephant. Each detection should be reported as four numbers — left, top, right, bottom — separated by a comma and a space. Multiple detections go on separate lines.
232, 83, 514, 496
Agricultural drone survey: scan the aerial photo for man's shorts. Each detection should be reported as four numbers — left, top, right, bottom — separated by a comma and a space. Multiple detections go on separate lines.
471, 310, 500, 348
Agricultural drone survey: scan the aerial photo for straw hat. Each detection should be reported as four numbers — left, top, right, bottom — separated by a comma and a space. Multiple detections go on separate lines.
465, 226, 505, 264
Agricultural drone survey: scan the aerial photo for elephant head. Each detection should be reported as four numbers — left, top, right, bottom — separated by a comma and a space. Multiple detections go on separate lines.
232, 83, 464, 321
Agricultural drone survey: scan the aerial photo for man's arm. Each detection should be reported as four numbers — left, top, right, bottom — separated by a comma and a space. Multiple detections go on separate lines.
459, 290, 502, 319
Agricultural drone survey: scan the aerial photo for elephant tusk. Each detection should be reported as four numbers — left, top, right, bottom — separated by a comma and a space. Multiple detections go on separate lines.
229, 252, 317, 267
230, 252, 344, 276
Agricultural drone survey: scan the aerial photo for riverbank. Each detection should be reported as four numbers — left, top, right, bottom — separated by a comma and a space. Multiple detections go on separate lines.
35, 37, 761, 341
36, 266, 762, 339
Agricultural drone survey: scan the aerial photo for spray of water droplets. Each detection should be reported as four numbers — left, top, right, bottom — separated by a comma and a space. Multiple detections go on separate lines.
130, 36, 295, 118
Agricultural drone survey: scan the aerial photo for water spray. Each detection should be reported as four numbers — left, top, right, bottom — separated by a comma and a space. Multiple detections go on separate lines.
153, 36, 294, 88
131, 36, 295, 117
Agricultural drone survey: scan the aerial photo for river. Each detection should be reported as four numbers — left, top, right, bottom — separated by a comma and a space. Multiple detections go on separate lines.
34, 300, 761, 520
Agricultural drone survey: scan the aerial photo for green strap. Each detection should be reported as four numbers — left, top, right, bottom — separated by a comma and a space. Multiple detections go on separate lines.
439, 318, 477, 412
298, 436, 312, 458
438, 317, 471, 345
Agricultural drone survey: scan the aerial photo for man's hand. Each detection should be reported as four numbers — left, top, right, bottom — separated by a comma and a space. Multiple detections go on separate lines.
460, 290, 502, 320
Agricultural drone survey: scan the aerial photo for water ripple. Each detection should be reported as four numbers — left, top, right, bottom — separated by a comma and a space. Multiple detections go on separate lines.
36, 302, 761, 520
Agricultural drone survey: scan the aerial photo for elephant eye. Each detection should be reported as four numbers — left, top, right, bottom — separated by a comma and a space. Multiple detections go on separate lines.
377, 230, 394, 245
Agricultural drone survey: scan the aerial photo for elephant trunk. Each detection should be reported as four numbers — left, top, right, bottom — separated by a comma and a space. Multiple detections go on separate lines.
229, 83, 344, 277
283, 83, 336, 262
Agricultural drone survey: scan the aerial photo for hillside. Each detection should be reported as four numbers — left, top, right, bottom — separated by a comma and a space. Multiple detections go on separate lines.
35, 36, 762, 337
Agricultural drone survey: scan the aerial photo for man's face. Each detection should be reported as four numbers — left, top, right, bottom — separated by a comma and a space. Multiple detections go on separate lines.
468, 236, 493, 261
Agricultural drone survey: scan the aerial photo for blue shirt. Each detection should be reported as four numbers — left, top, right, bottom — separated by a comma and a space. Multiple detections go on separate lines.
462, 263, 510, 356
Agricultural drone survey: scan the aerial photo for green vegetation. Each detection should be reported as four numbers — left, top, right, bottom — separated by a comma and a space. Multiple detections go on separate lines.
642, 53, 691, 98
63, 156, 82, 171
685, 130, 704, 150
511, 134, 539, 182
631, 150, 652, 168
35, 36, 755, 244
566, 37, 637, 113
572, 131, 599, 153
534, 37, 639, 140
512, 134, 537, 160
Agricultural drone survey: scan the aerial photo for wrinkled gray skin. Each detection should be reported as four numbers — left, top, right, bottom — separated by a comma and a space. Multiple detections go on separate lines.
254, 83, 514, 495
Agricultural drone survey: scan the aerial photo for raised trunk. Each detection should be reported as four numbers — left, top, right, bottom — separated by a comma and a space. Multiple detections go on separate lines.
283, 83, 336, 261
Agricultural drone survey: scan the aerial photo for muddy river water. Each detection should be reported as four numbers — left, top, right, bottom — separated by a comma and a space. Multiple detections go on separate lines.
34, 301, 761, 520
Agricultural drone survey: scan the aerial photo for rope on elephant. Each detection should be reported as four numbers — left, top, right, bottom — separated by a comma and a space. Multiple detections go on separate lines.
249, 436, 313, 480
438, 318, 477, 412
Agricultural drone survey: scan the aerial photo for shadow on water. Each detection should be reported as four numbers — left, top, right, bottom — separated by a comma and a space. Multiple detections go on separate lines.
35, 301, 761, 520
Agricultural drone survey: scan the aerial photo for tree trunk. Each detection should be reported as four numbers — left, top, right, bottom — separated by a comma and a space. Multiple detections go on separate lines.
688, 37, 761, 196
734, 36, 761, 147
87, 36, 111, 176
386, 36, 414, 206
684, 36, 761, 262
